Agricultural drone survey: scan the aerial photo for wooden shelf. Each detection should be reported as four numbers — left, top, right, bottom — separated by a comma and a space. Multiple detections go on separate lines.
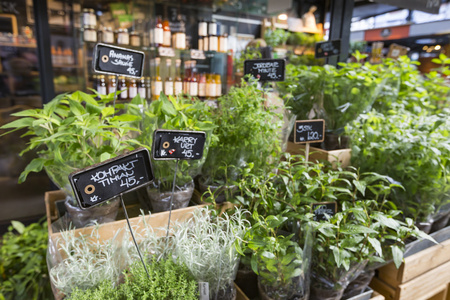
0, 42, 36, 48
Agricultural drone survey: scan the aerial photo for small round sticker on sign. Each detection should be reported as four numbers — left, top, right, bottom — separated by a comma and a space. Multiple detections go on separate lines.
102, 55, 109, 63
163, 141, 170, 149
84, 184, 95, 194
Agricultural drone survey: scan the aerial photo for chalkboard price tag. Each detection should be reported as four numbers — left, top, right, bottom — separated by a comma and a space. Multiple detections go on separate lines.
315, 40, 341, 58
152, 130, 206, 160
69, 148, 153, 209
93, 43, 144, 78
312, 202, 337, 221
294, 119, 325, 144
244, 59, 285, 81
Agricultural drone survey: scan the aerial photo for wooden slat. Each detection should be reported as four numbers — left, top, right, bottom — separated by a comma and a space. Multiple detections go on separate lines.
371, 291, 386, 300
397, 260, 450, 300
428, 287, 448, 300
370, 277, 396, 300
235, 283, 250, 300
286, 142, 351, 168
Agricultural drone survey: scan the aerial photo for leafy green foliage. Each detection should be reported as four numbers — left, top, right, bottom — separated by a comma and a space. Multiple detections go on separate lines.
0, 91, 141, 194
264, 29, 290, 47
0, 219, 52, 300
127, 93, 216, 190
202, 78, 283, 185
67, 258, 198, 300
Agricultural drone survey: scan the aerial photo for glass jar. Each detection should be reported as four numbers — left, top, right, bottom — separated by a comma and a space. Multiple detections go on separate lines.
83, 8, 96, 27
130, 31, 141, 47
115, 28, 129, 45
83, 25, 97, 42
100, 27, 114, 44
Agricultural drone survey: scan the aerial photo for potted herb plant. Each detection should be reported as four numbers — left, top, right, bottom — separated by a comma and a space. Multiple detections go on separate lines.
170, 206, 249, 300
0, 91, 142, 227
127, 93, 216, 212
200, 78, 284, 203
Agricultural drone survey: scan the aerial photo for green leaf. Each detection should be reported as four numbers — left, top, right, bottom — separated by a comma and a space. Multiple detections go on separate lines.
261, 251, 275, 259
19, 158, 46, 183
68, 99, 86, 116
368, 237, 382, 257
11, 221, 25, 234
340, 224, 377, 235
111, 114, 140, 122
100, 152, 112, 162
391, 245, 403, 269
160, 94, 177, 116
0, 117, 35, 130
102, 107, 115, 118
265, 215, 287, 229
251, 254, 259, 275
353, 180, 366, 196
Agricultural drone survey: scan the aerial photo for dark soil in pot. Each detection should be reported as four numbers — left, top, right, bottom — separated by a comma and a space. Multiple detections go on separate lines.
198, 177, 237, 204
324, 133, 350, 151
310, 285, 344, 300
213, 283, 236, 300
258, 277, 308, 300
342, 270, 375, 299
146, 181, 194, 213
64, 196, 120, 228
235, 264, 258, 299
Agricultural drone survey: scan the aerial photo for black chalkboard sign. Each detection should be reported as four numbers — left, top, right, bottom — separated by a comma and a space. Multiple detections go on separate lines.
152, 130, 206, 160
315, 40, 341, 58
312, 202, 337, 221
69, 148, 153, 209
244, 59, 285, 81
93, 43, 144, 78
294, 119, 325, 144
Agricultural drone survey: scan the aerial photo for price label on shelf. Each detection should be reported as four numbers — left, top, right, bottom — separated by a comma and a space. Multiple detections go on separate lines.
93, 43, 145, 78
158, 47, 175, 57
315, 40, 341, 58
312, 202, 337, 221
152, 130, 206, 161
294, 119, 325, 144
191, 49, 206, 60
244, 59, 285, 81
69, 148, 153, 209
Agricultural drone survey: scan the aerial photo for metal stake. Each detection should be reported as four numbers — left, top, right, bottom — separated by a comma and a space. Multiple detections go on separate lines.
165, 158, 180, 246
112, 74, 118, 117
120, 193, 150, 278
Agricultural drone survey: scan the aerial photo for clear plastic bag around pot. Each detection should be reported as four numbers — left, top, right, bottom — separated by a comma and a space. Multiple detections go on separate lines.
198, 176, 238, 204
146, 180, 194, 212
257, 224, 313, 300
310, 260, 367, 300
342, 269, 376, 300
46, 222, 128, 298
62, 195, 120, 229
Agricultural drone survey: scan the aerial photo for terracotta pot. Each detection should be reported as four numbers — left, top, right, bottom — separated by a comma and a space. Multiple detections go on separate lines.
64, 196, 120, 228
146, 181, 194, 212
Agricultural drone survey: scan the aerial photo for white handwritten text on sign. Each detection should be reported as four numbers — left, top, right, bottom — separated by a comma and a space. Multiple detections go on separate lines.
93, 43, 144, 78
244, 59, 285, 82
294, 119, 325, 144
152, 130, 206, 160
69, 148, 153, 209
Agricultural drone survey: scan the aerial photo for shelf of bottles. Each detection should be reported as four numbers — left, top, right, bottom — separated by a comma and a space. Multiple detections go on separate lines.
79, 5, 229, 102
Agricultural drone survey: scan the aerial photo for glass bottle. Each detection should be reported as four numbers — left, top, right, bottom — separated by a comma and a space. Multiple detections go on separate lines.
198, 19, 207, 37
209, 34, 218, 52
189, 63, 198, 97
215, 74, 222, 98
129, 78, 138, 100
101, 26, 114, 44
145, 76, 151, 100
174, 59, 183, 95
198, 37, 203, 51
138, 77, 146, 99
97, 75, 107, 95
183, 61, 191, 95
203, 36, 209, 51
173, 14, 186, 50
219, 33, 228, 53
164, 59, 174, 96
116, 28, 129, 45
108, 75, 117, 95
207, 73, 216, 99
198, 73, 206, 99
119, 76, 128, 100
163, 18, 171, 47
154, 16, 164, 47
153, 58, 163, 100
130, 31, 141, 47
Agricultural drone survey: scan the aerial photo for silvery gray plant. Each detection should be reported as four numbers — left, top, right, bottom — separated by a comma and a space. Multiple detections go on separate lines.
48, 225, 126, 296
170, 207, 250, 300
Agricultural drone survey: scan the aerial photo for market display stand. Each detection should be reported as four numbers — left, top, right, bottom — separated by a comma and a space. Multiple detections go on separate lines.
370, 227, 450, 300
286, 141, 352, 168
44, 190, 250, 298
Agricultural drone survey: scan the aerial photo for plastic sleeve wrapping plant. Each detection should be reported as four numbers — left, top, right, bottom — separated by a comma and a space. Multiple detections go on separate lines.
257, 223, 313, 300
170, 207, 250, 300
341, 269, 375, 299
309, 260, 367, 300
146, 180, 194, 212
46, 220, 129, 299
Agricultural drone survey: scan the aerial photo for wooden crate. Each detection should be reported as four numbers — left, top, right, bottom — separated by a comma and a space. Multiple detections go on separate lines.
371, 237, 450, 300
286, 141, 351, 168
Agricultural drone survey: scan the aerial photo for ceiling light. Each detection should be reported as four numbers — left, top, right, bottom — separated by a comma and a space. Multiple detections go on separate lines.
435, 45, 441, 50
278, 13, 288, 21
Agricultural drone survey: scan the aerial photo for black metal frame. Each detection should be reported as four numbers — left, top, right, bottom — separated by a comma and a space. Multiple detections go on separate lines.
326, 0, 354, 66
33, 0, 55, 105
